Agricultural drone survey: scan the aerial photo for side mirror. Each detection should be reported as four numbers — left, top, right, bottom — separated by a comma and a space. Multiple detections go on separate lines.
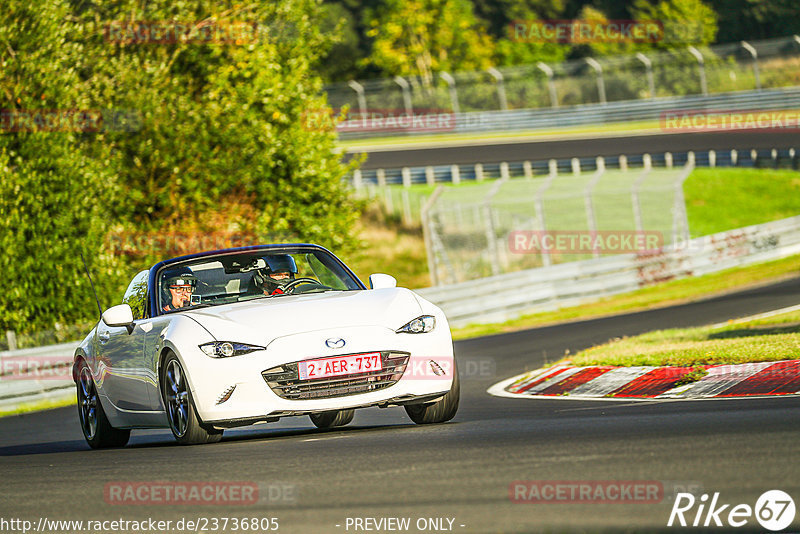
103, 304, 134, 333
369, 273, 397, 289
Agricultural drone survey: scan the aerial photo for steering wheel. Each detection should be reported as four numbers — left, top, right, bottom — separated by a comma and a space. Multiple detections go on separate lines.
280, 277, 319, 293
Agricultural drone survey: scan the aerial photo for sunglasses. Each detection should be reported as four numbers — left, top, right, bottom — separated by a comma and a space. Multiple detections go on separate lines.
169, 286, 193, 294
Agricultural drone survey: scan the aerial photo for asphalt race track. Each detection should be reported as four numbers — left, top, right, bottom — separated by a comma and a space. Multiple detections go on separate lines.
1, 277, 799, 533
349, 130, 800, 169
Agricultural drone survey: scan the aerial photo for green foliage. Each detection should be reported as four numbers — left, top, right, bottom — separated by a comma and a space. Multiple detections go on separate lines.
1, 0, 360, 335
0, 1, 123, 333
631, 0, 718, 49
365, 0, 495, 84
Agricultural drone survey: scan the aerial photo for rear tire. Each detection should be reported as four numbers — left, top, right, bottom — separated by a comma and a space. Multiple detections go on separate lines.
76, 360, 130, 449
405, 359, 460, 424
309, 409, 355, 429
162, 353, 223, 445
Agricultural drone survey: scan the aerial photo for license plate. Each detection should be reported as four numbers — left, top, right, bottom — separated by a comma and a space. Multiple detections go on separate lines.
298, 352, 382, 380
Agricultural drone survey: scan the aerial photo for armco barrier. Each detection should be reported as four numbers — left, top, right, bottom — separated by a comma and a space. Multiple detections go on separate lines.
3, 215, 799, 410
0, 341, 78, 412
339, 86, 800, 140
416, 215, 800, 327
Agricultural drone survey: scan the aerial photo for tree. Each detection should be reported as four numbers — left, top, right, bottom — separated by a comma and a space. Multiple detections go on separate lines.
365, 0, 495, 85
1, 0, 361, 335
0, 1, 123, 334
631, 0, 718, 48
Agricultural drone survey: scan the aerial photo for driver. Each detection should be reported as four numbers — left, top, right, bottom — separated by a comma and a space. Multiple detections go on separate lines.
253, 254, 298, 296
161, 267, 197, 311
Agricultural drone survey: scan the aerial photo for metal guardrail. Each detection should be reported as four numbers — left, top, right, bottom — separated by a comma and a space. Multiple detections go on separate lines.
0, 341, 78, 413
416, 215, 800, 327
339, 86, 800, 140
329, 35, 800, 139
353, 146, 799, 189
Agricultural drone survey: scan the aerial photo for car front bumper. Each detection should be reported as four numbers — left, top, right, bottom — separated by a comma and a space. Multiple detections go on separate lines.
179, 325, 455, 425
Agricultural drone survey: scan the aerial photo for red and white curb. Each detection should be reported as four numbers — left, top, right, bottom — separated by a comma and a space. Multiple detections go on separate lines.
488, 360, 800, 401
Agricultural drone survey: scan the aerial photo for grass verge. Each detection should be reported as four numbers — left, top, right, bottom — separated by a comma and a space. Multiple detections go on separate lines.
451, 253, 800, 340
0, 395, 75, 418
685, 168, 800, 237
555, 309, 800, 368
339, 120, 660, 150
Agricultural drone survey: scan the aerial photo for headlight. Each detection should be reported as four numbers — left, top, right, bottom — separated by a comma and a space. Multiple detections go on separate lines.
199, 341, 265, 358
396, 315, 436, 334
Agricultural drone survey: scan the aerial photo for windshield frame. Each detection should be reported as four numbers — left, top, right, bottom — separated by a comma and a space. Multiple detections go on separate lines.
148, 244, 366, 317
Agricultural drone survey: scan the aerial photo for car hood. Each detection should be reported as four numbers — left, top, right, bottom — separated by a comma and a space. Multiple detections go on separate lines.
182, 288, 423, 345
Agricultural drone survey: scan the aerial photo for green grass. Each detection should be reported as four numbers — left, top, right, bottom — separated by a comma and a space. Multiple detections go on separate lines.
339, 120, 661, 150
685, 168, 800, 237
451, 252, 800, 340
0, 395, 75, 418
555, 310, 800, 368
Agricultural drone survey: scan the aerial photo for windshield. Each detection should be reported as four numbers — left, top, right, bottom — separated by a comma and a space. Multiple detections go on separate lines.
157, 248, 361, 313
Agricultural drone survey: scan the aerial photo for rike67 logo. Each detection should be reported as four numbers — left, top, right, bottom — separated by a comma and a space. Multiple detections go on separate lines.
668, 490, 796, 531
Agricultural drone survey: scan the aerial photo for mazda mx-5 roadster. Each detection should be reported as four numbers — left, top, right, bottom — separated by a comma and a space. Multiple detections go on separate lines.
73, 244, 458, 447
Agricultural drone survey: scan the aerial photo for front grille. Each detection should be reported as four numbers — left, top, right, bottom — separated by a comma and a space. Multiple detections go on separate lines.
262, 351, 410, 400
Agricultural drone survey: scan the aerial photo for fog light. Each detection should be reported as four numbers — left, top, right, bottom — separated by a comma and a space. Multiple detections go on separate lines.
429, 360, 445, 376
216, 385, 236, 405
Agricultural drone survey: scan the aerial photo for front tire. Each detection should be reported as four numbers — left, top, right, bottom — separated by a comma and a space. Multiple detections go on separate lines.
76, 360, 130, 449
162, 353, 223, 445
309, 409, 355, 429
405, 359, 460, 424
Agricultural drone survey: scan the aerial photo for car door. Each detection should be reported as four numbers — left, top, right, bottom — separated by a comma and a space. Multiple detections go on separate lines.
96, 270, 150, 411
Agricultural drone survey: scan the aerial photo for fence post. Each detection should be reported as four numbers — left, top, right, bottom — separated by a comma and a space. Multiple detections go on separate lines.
631, 165, 652, 233
523, 160, 533, 180
439, 71, 460, 114
665, 152, 673, 168
537, 62, 558, 108
475, 163, 484, 181
635, 52, 656, 99
347, 80, 368, 117
402, 190, 412, 226
500, 162, 510, 181
6, 330, 17, 351
425, 166, 435, 186
571, 158, 581, 175
585, 57, 607, 104
421, 186, 445, 286
741, 41, 761, 91
487, 68, 509, 111
535, 160, 559, 267
402, 167, 412, 187
584, 157, 606, 258
688, 46, 708, 96
709, 150, 716, 167
484, 176, 509, 274
619, 155, 628, 171
451, 164, 461, 185
393, 76, 413, 115
673, 155, 695, 246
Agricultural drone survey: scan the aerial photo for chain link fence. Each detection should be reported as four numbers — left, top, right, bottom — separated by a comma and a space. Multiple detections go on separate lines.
419, 156, 693, 285
326, 36, 800, 117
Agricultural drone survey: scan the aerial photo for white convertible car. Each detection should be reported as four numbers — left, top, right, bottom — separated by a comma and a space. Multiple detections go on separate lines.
73, 244, 458, 448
